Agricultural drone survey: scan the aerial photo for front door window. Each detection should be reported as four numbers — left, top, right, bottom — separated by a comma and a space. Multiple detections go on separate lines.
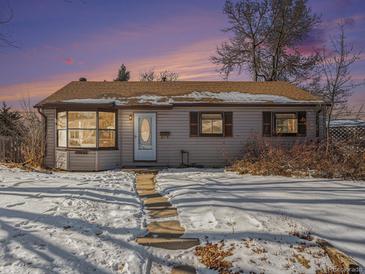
134, 113, 156, 161
139, 117, 152, 150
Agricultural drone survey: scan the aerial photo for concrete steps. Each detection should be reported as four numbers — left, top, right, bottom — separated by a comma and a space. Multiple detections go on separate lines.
148, 207, 178, 219
144, 196, 171, 208
135, 173, 199, 271
147, 220, 185, 237
171, 265, 197, 274
136, 237, 200, 250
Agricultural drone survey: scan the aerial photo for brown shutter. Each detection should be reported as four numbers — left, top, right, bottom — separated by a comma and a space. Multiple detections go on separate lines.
298, 111, 306, 136
263, 112, 272, 137
224, 112, 233, 137
190, 112, 199, 137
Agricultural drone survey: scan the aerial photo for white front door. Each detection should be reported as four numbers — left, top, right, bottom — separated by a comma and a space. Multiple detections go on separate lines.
134, 113, 156, 161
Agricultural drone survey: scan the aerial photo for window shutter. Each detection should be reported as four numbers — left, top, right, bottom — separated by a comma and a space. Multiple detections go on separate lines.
224, 112, 233, 137
190, 112, 199, 137
298, 111, 306, 136
263, 112, 272, 137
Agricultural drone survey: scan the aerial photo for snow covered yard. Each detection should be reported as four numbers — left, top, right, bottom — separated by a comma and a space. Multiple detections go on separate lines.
156, 169, 365, 273
1, 165, 364, 274
0, 166, 150, 273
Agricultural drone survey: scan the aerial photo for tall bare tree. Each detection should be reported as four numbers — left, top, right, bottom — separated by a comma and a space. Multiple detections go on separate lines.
140, 69, 179, 82
212, 0, 319, 83
0, 2, 14, 47
315, 24, 362, 144
20, 98, 44, 166
140, 70, 156, 82
158, 70, 179, 82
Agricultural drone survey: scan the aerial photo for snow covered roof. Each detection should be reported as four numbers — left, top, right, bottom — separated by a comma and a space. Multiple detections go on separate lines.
329, 119, 365, 128
35, 81, 324, 107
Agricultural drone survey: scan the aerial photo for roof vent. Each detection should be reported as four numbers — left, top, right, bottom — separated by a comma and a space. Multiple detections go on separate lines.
79, 77, 87, 81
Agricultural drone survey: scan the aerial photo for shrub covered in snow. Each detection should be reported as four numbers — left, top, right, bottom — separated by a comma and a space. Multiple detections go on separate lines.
231, 138, 365, 180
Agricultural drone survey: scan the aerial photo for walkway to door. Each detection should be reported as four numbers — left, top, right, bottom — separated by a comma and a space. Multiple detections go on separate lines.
135, 173, 199, 274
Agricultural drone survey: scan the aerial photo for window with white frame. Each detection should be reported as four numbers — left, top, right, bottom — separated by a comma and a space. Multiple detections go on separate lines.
57, 111, 116, 149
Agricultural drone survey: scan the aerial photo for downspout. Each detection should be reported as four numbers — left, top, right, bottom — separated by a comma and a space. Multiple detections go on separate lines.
36, 107, 47, 168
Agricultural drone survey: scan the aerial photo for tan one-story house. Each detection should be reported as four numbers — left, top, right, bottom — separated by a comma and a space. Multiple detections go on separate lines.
34, 81, 327, 171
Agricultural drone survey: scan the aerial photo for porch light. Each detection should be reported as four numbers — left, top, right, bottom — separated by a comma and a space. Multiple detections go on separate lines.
129, 114, 133, 121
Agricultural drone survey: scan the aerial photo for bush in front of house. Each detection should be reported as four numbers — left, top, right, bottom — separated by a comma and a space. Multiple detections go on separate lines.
0, 101, 44, 168
230, 138, 365, 180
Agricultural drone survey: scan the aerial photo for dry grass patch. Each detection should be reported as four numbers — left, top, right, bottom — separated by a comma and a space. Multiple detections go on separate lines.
195, 241, 236, 274
230, 138, 365, 180
293, 253, 311, 269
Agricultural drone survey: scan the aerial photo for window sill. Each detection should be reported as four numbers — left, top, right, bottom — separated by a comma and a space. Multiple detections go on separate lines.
56, 147, 119, 151
265, 135, 306, 137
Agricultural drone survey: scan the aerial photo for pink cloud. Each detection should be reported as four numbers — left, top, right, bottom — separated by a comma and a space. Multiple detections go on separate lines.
64, 57, 74, 65
0, 38, 234, 105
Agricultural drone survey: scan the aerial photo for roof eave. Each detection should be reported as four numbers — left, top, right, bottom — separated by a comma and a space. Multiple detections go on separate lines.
36, 101, 328, 109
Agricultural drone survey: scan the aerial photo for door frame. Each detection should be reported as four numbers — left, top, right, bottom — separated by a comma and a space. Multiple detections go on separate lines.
133, 112, 157, 162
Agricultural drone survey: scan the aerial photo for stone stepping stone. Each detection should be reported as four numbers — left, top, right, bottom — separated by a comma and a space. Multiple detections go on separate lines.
139, 192, 161, 199
148, 207, 178, 218
137, 184, 155, 191
171, 265, 196, 274
136, 183, 155, 189
136, 187, 155, 194
136, 176, 155, 185
136, 179, 155, 186
136, 237, 200, 250
144, 196, 171, 208
137, 189, 156, 196
135, 173, 200, 251
147, 220, 184, 237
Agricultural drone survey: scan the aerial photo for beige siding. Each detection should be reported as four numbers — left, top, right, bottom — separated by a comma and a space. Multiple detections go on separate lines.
44, 109, 56, 168
68, 151, 97, 171
54, 150, 121, 171
45, 106, 325, 170
97, 150, 121, 170
121, 106, 324, 167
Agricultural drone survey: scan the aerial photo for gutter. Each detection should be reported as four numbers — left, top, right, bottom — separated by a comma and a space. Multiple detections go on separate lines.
37, 101, 330, 109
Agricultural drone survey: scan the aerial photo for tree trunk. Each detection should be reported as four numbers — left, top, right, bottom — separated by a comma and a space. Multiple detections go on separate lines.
325, 105, 334, 155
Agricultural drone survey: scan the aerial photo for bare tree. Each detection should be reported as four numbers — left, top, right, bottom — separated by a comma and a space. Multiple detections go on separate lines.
0, 2, 15, 47
355, 104, 365, 120
315, 24, 362, 149
139, 69, 179, 82
158, 70, 179, 82
19, 97, 44, 166
212, 0, 271, 81
212, 0, 319, 83
140, 70, 156, 81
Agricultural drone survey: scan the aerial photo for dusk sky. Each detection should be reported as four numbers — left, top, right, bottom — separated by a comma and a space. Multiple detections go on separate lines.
0, 0, 364, 110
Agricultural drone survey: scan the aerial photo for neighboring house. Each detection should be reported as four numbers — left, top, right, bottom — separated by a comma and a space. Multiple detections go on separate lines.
34, 81, 327, 171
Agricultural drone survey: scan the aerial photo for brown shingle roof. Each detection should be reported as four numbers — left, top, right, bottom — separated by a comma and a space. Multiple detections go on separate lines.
35, 81, 323, 107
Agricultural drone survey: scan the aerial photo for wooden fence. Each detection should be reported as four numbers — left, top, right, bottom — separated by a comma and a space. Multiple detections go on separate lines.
0, 136, 23, 163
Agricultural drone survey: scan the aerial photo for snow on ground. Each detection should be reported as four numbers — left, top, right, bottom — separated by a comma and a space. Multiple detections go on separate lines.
2, 166, 364, 274
0, 166, 211, 274
0, 166, 150, 274
156, 169, 365, 273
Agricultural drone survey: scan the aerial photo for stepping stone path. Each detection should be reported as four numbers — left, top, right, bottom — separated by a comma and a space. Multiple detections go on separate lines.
135, 173, 199, 274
